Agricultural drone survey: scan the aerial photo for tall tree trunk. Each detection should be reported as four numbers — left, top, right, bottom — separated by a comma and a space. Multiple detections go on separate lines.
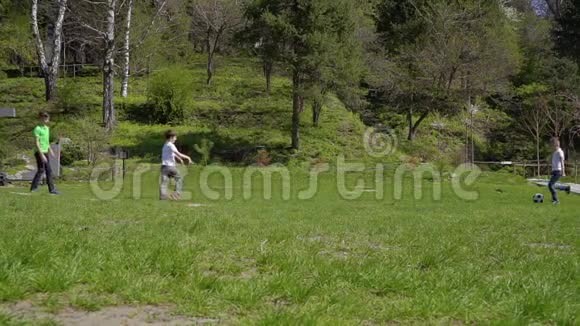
31, 0, 67, 102
44, 73, 57, 102
121, 0, 134, 98
103, 0, 117, 131
312, 97, 322, 127
206, 27, 217, 86
291, 69, 302, 149
536, 132, 541, 177
207, 52, 214, 86
407, 110, 428, 141
263, 59, 273, 95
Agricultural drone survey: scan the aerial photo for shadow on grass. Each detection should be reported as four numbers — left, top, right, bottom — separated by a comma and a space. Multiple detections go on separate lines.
122, 129, 290, 165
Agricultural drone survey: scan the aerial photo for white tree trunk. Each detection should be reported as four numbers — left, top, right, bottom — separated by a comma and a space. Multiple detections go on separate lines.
31, 0, 67, 101
121, 0, 134, 98
103, 0, 117, 131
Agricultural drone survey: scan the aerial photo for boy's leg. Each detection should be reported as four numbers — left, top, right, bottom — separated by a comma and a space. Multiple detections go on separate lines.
548, 171, 560, 203
160, 166, 170, 200
44, 155, 56, 193
30, 152, 45, 191
172, 167, 183, 195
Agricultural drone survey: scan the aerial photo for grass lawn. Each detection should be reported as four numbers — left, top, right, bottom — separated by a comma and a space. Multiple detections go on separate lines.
0, 169, 578, 324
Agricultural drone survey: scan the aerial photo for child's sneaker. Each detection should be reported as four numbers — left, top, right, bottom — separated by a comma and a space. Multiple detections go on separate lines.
552, 201, 560, 205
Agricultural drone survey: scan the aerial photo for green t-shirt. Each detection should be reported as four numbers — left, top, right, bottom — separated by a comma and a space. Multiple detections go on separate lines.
33, 125, 50, 153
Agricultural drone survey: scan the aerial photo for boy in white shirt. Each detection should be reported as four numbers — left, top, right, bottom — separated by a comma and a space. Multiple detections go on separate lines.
548, 138, 571, 205
160, 130, 192, 200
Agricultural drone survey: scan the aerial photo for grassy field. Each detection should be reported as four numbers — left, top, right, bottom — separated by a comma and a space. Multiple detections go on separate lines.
0, 168, 578, 325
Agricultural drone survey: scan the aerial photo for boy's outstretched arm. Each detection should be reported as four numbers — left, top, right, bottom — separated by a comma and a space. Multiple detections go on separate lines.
172, 147, 193, 164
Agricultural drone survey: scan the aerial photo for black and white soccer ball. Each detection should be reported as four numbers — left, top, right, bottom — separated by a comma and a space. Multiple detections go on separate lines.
533, 193, 544, 203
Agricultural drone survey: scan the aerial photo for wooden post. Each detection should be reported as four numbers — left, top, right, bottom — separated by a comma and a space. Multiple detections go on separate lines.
523, 161, 527, 179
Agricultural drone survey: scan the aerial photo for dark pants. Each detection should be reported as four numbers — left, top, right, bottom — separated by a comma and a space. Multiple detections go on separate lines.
31, 151, 55, 192
548, 170, 569, 203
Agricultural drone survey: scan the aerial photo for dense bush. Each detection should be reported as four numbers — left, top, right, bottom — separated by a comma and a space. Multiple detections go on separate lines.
60, 143, 85, 166
146, 67, 193, 124
57, 81, 100, 115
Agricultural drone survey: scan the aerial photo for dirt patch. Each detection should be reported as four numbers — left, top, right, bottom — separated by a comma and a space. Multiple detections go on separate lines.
1, 301, 218, 325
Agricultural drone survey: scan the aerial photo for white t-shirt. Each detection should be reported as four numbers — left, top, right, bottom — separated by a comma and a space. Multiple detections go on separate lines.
162, 142, 178, 167
552, 148, 565, 172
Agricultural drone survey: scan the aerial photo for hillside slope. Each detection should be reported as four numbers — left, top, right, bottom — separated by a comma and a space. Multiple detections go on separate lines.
0, 55, 374, 168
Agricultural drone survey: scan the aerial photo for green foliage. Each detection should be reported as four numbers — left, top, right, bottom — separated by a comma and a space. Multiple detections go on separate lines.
0, 13, 35, 69
193, 138, 214, 166
146, 67, 193, 124
375, 0, 428, 53
60, 143, 85, 166
372, 0, 522, 142
554, 0, 580, 65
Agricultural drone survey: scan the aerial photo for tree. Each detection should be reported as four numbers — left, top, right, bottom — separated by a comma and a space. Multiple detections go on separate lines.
190, 0, 244, 86
31, 0, 67, 101
102, 0, 117, 131
374, 0, 520, 141
240, 3, 281, 94
517, 83, 549, 176
542, 0, 568, 18
120, 0, 168, 98
554, 0, 580, 65
245, 0, 363, 149
120, 0, 134, 98
0, 10, 35, 72
68, 0, 118, 131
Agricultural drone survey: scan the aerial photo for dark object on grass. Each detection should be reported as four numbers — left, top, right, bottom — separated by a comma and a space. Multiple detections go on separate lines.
495, 188, 504, 193
0, 172, 7, 186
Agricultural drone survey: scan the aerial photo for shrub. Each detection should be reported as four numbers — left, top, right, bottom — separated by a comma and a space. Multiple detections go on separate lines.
75, 65, 101, 77
60, 143, 85, 166
193, 138, 214, 166
57, 81, 97, 114
147, 67, 192, 124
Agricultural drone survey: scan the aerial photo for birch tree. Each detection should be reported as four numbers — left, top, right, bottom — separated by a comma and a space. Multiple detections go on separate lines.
102, 0, 116, 131
120, 0, 168, 98
31, 0, 67, 101
120, 0, 134, 98
68, 0, 118, 131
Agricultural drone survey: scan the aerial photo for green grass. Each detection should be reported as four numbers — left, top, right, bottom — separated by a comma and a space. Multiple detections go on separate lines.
0, 169, 578, 324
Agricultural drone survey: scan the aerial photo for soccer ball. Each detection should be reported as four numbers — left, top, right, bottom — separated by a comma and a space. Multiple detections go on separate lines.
533, 193, 544, 203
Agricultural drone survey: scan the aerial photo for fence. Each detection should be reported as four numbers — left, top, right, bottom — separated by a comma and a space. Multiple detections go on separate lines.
474, 161, 579, 182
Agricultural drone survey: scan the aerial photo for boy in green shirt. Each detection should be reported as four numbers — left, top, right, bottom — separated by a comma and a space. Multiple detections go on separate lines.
30, 112, 59, 194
